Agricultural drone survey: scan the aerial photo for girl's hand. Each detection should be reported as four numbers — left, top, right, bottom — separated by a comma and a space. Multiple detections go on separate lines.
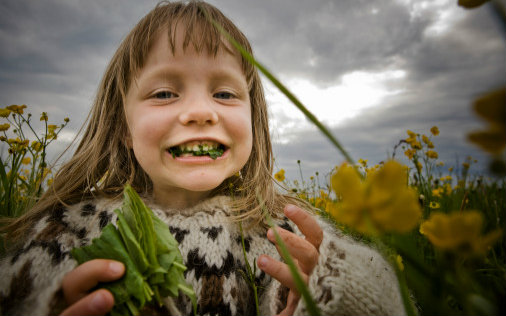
60, 259, 125, 316
258, 204, 323, 316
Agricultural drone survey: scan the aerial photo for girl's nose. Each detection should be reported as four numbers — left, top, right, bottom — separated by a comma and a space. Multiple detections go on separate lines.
178, 97, 219, 126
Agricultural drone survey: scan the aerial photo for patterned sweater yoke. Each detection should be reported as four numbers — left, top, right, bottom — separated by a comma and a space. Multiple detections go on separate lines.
0, 195, 406, 316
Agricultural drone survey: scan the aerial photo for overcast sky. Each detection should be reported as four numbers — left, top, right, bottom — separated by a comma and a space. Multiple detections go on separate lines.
1, 0, 505, 184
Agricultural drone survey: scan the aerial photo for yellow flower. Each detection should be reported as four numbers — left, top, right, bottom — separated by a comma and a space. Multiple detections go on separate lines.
467, 87, 506, 154
358, 158, 368, 167
432, 187, 443, 197
298, 193, 307, 200
440, 175, 452, 182
468, 129, 506, 154
404, 149, 416, 160
416, 161, 423, 171
40, 112, 48, 121
396, 255, 404, 271
406, 130, 417, 138
463, 162, 470, 169
274, 169, 285, 182
427, 141, 434, 149
48, 124, 57, 131
0, 123, 10, 132
429, 201, 440, 209
0, 108, 11, 117
420, 210, 502, 256
6, 104, 27, 115
31, 141, 42, 152
430, 126, 439, 136
422, 134, 430, 144
47, 178, 54, 186
22, 157, 31, 165
425, 150, 438, 159
319, 190, 328, 199
314, 197, 326, 209
329, 161, 421, 236
444, 183, 452, 195
411, 141, 422, 150
448, 167, 454, 172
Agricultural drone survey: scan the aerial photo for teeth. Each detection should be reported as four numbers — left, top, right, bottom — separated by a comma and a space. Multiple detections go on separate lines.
168, 140, 225, 159
178, 141, 220, 152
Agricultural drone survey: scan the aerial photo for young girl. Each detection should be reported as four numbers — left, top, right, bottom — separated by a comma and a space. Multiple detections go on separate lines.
0, 1, 406, 315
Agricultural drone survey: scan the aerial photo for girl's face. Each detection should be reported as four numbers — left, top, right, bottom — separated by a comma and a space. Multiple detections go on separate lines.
124, 29, 252, 208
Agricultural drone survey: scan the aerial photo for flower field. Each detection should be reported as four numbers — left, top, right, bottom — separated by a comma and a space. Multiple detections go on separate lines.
274, 122, 505, 315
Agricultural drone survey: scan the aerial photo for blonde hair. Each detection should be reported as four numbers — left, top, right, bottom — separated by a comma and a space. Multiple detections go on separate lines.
3, 0, 305, 243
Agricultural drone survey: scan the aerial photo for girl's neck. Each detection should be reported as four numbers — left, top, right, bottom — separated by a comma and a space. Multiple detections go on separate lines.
153, 186, 212, 209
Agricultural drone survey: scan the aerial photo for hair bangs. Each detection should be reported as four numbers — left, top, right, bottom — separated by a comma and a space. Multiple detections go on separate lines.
124, 1, 256, 92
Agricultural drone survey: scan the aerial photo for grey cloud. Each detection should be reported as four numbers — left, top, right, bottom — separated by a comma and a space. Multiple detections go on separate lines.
1, 0, 504, 183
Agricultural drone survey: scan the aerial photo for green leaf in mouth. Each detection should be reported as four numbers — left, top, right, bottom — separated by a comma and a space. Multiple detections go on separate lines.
168, 145, 225, 160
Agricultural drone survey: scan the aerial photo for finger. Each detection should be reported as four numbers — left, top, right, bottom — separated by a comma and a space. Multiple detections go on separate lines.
60, 289, 114, 316
284, 204, 323, 250
277, 291, 300, 316
267, 227, 318, 274
257, 254, 308, 293
63, 259, 124, 304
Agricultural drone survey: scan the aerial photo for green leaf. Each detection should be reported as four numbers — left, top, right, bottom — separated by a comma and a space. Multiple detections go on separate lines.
71, 224, 149, 307
115, 210, 149, 273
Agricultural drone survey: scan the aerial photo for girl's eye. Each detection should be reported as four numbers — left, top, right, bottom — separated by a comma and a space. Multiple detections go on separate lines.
214, 92, 234, 100
154, 91, 177, 99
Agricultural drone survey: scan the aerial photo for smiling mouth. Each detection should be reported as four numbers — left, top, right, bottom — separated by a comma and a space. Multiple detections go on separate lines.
167, 140, 226, 160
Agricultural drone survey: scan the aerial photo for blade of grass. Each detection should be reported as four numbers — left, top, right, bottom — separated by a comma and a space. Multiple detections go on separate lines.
202, 8, 354, 166
256, 193, 320, 316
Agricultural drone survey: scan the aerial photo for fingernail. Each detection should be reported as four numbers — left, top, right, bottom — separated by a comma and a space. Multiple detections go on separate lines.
284, 204, 296, 216
267, 228, 274, 239
109, 261, 124, 275
90, 291, 108, 311
258, 256, 269, 268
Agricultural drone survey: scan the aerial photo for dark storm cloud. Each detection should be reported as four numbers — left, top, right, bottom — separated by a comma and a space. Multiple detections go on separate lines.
0, 0, 504, 181
0, 0, 157, 148
213, 0, 432, 86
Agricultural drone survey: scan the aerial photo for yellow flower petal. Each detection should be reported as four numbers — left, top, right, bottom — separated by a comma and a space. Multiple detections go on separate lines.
467, 128, 506, 154
472, 87, 505, 127
430, 126, 439, 136
274, 169, 285, 182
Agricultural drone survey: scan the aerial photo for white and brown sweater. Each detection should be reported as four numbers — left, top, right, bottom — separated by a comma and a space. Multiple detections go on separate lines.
0, 196, 406, 316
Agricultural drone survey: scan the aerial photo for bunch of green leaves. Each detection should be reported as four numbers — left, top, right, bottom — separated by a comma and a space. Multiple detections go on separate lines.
71, 185, 197, 316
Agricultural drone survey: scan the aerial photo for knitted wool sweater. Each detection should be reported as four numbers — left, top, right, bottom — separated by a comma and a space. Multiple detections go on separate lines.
0, 195, 406, 316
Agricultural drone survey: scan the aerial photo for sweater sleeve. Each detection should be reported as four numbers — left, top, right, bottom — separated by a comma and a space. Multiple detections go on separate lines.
260, 217, 406, 316
0, 201, 114, 316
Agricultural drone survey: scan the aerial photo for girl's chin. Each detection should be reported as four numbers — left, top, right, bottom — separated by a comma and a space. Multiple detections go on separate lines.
179, 177, 227, 192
